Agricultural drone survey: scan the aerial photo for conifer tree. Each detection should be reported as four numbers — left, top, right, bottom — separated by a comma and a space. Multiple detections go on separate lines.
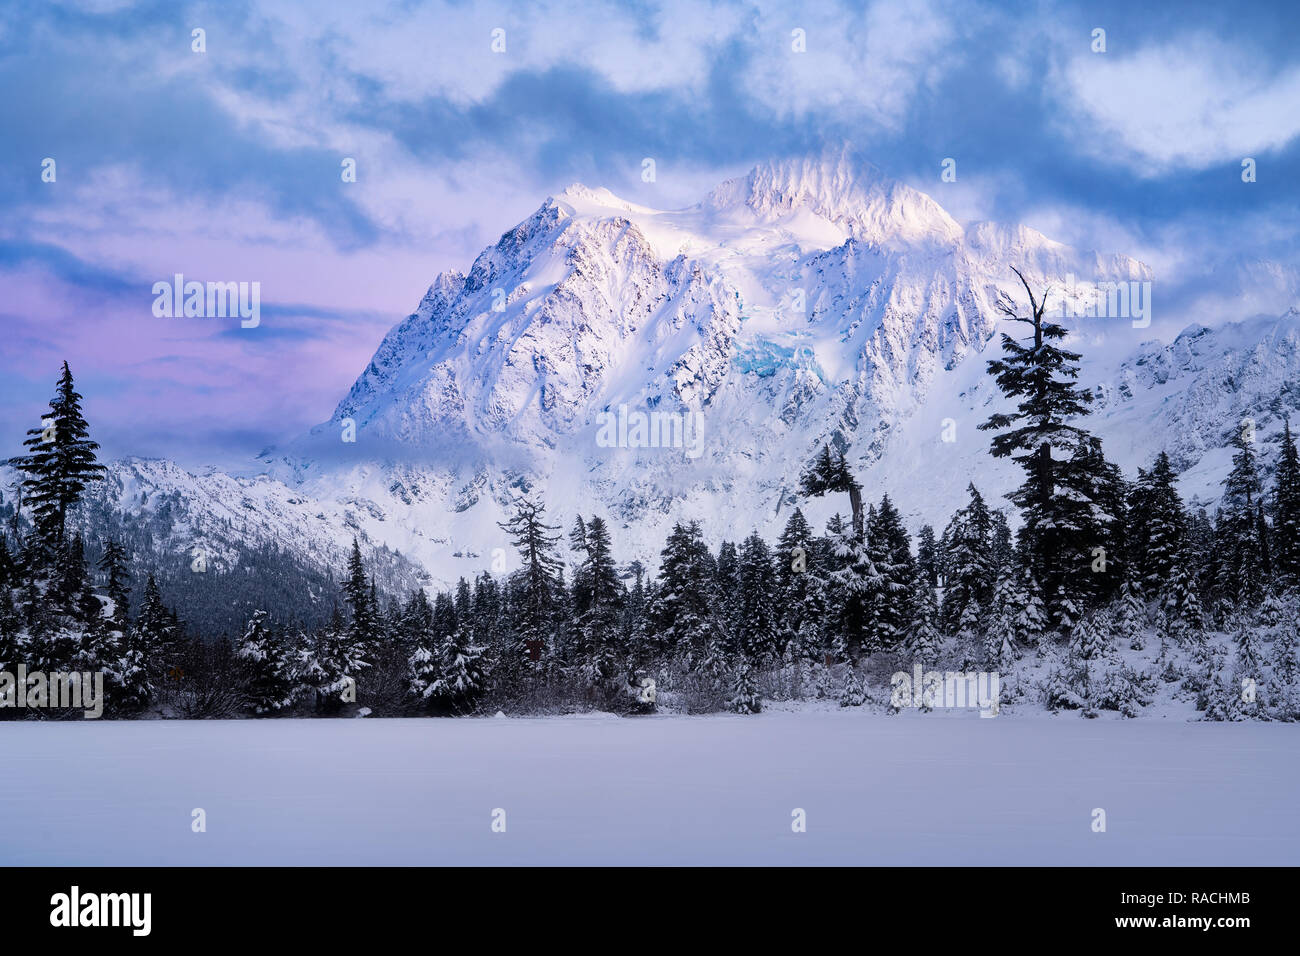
1216, 422, 1267, 604
915, 524, 939, 588
1272, 418, 1300, 588
800, 443, 864, 537
1131, 452, 1188, 600
237, 609, 296, 714
978, 269, 1105, 626
735, 531, 779, 663
906, 572, 942, 663
867, 495, 915, 648
97, 540, 131, 629
8, 362, 105, 549
649, 521, 717, 667
1116, 575, 1145, 650
727, 659, 761, 714
306, 607, 366, 710
117, 574, 175, 709
939, 484, 996, 632
776, 508, 825, 662
133, 574, 180, 682
1069, 613, 1104, 662
399, 590, 434, 651
840, 663, 866, 707
1019, 572, 1049, 647
713, 540, 742, 651
1270, 619, 1299, 720
621, 561, 652, 677
498, 497, 563, 677
571, 515, 623, 687
341, 539, 381, 666
984, 574, 1023, 670
408, 638, 440, 705
431, 624, 485, 713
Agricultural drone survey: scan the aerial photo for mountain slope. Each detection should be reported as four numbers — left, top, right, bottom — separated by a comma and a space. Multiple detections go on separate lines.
67, 151, 1299, 590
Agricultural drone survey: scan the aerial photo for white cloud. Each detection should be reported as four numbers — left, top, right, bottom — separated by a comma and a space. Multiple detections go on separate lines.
1052, 34, 1300, 172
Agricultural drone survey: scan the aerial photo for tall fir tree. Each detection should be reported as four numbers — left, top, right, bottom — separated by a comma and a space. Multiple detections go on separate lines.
735, 531, 779, 663
939, 483, 997, 633
1272, 418, 1300, 588
1131, 451, 1188, 600
341, 538, 381, 669
570, 515, 623, 687
649, 520, 718, 667
498, 497, 563, 678
915, 524, 939, 588
1216, 422, 1267, 605
978, 268, 1105, 627
867, 495, 915, 649
9, 362, 105, 549
97, 540, 131, 629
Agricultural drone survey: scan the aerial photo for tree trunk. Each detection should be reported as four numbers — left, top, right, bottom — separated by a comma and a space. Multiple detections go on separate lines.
848, 484, 864, 539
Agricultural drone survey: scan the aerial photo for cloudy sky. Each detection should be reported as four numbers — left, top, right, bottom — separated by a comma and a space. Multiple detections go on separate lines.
2, 0, 1298, 469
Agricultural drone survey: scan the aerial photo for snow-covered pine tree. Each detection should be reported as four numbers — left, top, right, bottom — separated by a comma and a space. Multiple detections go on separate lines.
1069, 612, 1104, 662
776, 508, 826, 667
1272, 418, 1300, 589
1233, 624, 1263, 680
498, 496, 563, 679
303, 606, 367, 711
800, 443, 864, 537
955, 597, 983, 664
1201, 650, 1252, 721
399, 589, 434, 652
867, 495, 915, 649
916, 524, 939, 589
9, 362, 105, 552
341, 538, 381, 669
977, 269, 1107, 628
1018, 572, 1049, 647
571, 515, 623, 687
432, 615, 486, 714
407, 639, 440, 704
906, 572, 942, 664
727, 659, 762, 714
840, 662, 866, 707
938, 483, 997, 632
621, 561, 652, 677
1116, 575, 1145, 650
1270, 618, 1299, 720
237, 609, 297, 714
1216, 422, 1268, 605
730, 532, 776, 664
1074, 441, 1129, 605
1042, 646, 1087, 711
1166, 554, 1205, 642
713, 540, 741, 651
97, 540, 131, 629
829, 518, 885, 661
132, 574, 180, 684
984, 574, 1023, 670
1131, 451, 1188, 603
649, 520, 717, 668
1095, 661, 1152, 718
114, 574, 175, 710
470, 573, 503, 670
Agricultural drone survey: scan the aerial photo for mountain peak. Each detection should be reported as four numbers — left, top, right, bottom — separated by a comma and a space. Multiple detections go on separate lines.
705, 144, 963, 246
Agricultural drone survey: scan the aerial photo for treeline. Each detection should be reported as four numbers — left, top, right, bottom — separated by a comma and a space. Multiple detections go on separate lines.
3, 270, 1300, 720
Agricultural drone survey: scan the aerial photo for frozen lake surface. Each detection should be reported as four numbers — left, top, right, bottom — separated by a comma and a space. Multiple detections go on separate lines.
3, 712, 1296, 865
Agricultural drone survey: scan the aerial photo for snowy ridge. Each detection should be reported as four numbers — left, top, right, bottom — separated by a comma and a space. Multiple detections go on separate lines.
77, 152, 1300, 588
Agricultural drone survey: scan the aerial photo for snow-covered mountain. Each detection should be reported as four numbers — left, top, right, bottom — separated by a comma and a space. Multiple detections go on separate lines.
65, 150, 1300, 590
